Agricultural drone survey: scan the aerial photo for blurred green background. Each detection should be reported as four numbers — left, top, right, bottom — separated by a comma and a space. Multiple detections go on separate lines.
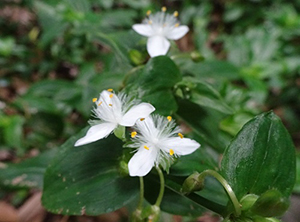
0, 0, 300, 221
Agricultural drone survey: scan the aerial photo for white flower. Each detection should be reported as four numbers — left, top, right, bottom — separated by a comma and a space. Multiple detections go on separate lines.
132, 7, 189, 57
127, 115, 200, 176
75, 90, 155, 146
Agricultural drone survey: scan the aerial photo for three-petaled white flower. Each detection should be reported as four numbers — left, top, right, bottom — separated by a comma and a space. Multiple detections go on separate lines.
127, 115, 200, 177
132, 7, 189, 57
75, 90, 155, 147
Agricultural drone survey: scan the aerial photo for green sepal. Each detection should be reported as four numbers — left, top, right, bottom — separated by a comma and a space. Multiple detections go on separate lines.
114, 125, 126, 141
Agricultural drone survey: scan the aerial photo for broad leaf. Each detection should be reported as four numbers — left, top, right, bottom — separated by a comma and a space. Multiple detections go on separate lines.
221, 111, 296, 200
127, 56, 182, 115
176, 99, 232, 152
42, 130, 139, 215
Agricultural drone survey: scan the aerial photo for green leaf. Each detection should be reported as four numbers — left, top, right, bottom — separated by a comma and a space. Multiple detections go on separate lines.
144, 174, 228, 217
0, 149, 57, 189
176, 99, 232, 152
180, 60, 240, 80
133, 56, 182, 115
221, 111, 296, 200
42, 130, 139, 215
169, 147, 218, 176
179, 78, 234, 114
0, 115, 25, 152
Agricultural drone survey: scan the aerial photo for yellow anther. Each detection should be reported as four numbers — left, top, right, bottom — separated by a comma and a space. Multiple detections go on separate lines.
162, 6, 167, 12
146, 10, 151, 16
131, 131, 137, 138
92, 98, 97, 102
169, 149, 174, 156
144, 145, 150, 150
178, 133, 184, 139
173, 11, 178, 17
175, 23, 179, 27
109, 94, 114, 98
107, 88, 113, 92
140, 118, 145, 121
109, 104, 112, 106
148, 20, 152, 25
167, 116, 172, 122
98, 101, 102, 106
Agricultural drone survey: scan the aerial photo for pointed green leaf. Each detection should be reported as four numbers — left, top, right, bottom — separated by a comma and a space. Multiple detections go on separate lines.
42, 131, 139, 215
221, 111, 296, 200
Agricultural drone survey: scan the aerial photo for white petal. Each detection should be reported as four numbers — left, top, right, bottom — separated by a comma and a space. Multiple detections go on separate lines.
128, 146, 158, 177
96, 90, 122, 122
147, 36, 170, 57
166, 25, 189, 40
74, 123, 117, 146
132, 24, 154, 37
161, 137, 200, 155
119, 103, 155, 126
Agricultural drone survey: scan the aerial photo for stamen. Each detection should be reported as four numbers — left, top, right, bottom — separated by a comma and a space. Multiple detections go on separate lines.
107, 88, 113, 92
175, 23, 179, 27
169, 149, 174, 156
148, 20, 152, 25
109, 94, 114, 98
131, 131, 137, 138
161, 6, 167, 12
146, 10, 151, 16
98, 101, 102, 106
92, 98, 97, 102
144, 145, 150, 150
173, 11, 178, 17
178, 133, 183, 139
167, 116, 172, 122
140, 118, 145, 121
109, 104, 112, 106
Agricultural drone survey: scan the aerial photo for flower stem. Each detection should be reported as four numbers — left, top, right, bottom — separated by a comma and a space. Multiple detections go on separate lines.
154, 166, 165, 207
198, 170, 241, 217
137, 176, 144, 210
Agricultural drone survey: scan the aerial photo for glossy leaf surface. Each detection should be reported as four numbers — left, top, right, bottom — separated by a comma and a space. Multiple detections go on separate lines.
221, 111, 296, 200
42, 130, 139, 215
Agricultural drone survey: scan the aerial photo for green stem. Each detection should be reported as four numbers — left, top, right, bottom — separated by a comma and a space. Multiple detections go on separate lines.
154, 166, 165, 207
198, 170, 241, 217
137, 176, 144, 210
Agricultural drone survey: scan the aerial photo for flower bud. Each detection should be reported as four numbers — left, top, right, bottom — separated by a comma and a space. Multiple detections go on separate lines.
148, 205, 160, 222
181, 172, 204, 195
190, 51, 204, 62
251, 190, 289, 217
129, 49, 145, 65
240, 194, 259, 212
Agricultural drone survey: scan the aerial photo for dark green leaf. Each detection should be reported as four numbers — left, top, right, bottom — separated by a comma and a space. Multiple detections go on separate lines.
179, 78, 234, 114
0, 149, 57, 189
42, 130, 139, 215
221, 111, 296, 200
176, 99, 232, 152
169, 147, 218, 176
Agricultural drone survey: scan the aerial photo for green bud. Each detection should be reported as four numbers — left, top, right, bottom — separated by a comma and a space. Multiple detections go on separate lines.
251, 190, 289, 217
114, 125, 125, 141
181, 172, 204, 195
190, 51, 204, 62
118, 160, 129, 176
131, 209, 143, 222
148, 205, 160, 222
240, 194, 259, 212
129, 49, 145, 65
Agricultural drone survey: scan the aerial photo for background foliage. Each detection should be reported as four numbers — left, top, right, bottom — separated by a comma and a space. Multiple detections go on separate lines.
0, 0, 299, 221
